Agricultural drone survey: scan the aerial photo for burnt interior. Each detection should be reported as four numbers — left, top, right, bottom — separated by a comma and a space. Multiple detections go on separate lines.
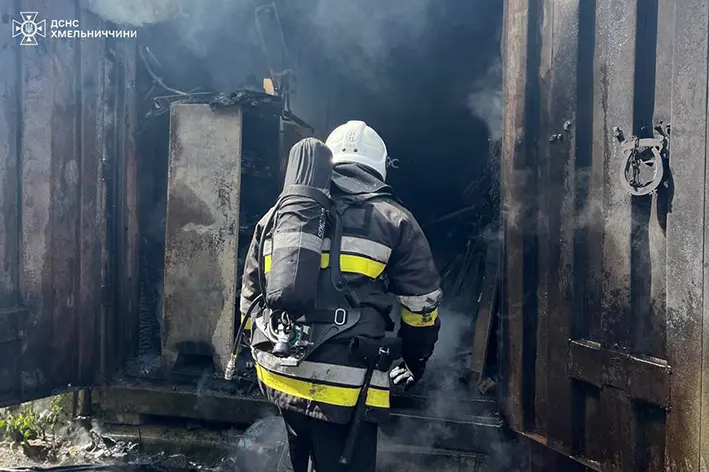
126, 0, 504, 414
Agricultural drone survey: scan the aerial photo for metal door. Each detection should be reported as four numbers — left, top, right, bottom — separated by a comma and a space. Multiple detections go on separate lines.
500, 0, 709, 471
0, 0, 137, 406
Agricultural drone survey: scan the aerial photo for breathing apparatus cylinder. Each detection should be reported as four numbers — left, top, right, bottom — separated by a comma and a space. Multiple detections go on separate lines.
262, 137, 334, 323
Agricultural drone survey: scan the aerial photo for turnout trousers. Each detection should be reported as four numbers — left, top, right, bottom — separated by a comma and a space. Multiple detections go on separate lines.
280, 409, 378, 472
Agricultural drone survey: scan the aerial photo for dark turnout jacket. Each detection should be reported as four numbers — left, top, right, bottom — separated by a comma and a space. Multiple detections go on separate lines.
240, 163, 442, 424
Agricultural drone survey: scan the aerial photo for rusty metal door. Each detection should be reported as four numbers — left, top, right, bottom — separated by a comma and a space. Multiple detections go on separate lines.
500, 0, 709, 471
0, 0, 138, 406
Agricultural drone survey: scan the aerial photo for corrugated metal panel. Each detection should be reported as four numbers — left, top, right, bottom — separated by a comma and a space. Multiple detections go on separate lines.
0, 0, 137, 406
500, 0, 709, 470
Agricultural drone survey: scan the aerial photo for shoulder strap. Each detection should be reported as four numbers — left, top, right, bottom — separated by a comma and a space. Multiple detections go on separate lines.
329, 208, 360, 308
334, 190, 399, 214
281, 184, 335, 212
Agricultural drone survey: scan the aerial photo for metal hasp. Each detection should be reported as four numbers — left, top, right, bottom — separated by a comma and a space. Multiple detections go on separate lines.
617, 124, 669, 197
161, 104, 243, 376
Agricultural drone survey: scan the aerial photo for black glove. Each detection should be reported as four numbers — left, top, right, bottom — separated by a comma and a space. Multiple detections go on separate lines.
389, 358, 427, 391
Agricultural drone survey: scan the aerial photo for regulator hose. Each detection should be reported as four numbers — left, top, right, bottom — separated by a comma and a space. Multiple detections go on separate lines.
224, 293, 264, 381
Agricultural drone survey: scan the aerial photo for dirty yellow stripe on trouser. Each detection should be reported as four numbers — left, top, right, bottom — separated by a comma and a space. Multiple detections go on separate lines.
401, 307, 438, 327
263, 253, 386, 279
256, 364, 390, 409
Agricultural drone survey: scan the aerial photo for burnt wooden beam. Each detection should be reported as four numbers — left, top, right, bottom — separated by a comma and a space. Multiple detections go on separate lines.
539, 0, 580, 451
534, 0, 553, 440
49, 0, 81, 390
0, 0, 20, 310
500, 0, 535, 434
666, 0, 709, 470
116, 38, 140, 373
568, 339, 670, 408
639, 0, 669, 363
470, 240, 500, 384
20, 0, 60, 394
592, 0, 638, 469
572, 0, 600, 463
77, 6, 107, 387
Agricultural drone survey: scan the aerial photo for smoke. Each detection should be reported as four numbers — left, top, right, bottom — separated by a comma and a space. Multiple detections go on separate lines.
83, 0, 262, 91
81, 0, 432, 91
82, 0, 502, 98
381, 307, 526, 470
467, 57, 503, 141
285, 0, 434, 88
428, 308, 472, 364
82, 0, 181, 26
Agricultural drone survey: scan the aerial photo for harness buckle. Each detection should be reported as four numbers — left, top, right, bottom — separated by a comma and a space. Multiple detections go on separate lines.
334, 308, 347, 326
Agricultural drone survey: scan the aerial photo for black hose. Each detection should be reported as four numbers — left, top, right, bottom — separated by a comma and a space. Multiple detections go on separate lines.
225, 292, 265, 380
231, 293, 264, 357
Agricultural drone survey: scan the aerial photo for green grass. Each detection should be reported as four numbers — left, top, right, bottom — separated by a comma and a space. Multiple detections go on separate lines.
0, 396, 66, 444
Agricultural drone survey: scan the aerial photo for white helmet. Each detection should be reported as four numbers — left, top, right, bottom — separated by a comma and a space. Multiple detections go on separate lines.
325, 120, 389, 181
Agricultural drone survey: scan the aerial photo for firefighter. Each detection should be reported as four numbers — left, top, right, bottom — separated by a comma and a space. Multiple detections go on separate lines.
239, 123, 442, 472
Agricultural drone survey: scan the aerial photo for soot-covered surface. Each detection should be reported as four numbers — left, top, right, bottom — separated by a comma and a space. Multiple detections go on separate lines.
127, 0, 504, 386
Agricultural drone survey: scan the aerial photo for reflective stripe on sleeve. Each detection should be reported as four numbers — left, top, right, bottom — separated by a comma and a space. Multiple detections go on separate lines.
401, 307, 438, 328
396, 288, 443, 313
265, 236, 391, 262
263, 253, 386, 279
321, 253, 386, 279
323, 236, 392, 263
267, 232, 324, 253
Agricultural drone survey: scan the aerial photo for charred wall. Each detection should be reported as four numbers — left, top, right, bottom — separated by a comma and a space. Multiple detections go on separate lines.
0, 0, 138, 404
500, 1, 709, 471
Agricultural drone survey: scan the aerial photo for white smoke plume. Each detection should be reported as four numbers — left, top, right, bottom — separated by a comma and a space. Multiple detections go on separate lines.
82, 0, 181, 26
467, 57, 503, 141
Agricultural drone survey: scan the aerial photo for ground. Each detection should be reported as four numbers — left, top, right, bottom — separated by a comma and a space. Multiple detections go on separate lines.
0, 397, 494, 472
0, 396, 146, 470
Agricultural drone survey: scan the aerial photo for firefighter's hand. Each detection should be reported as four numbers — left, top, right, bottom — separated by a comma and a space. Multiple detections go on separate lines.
390, 361, 423, 391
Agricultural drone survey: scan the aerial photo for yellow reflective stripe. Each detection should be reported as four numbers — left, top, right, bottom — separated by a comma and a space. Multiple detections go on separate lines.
264, 236, 391, 264
320, 253, 386, 278
240, 313, 252, 331
401, 307, 438, 327
255, 350, 390, 388
263, 253, 385, 279
256, 364, 390, 409
365, 387, 390, 409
